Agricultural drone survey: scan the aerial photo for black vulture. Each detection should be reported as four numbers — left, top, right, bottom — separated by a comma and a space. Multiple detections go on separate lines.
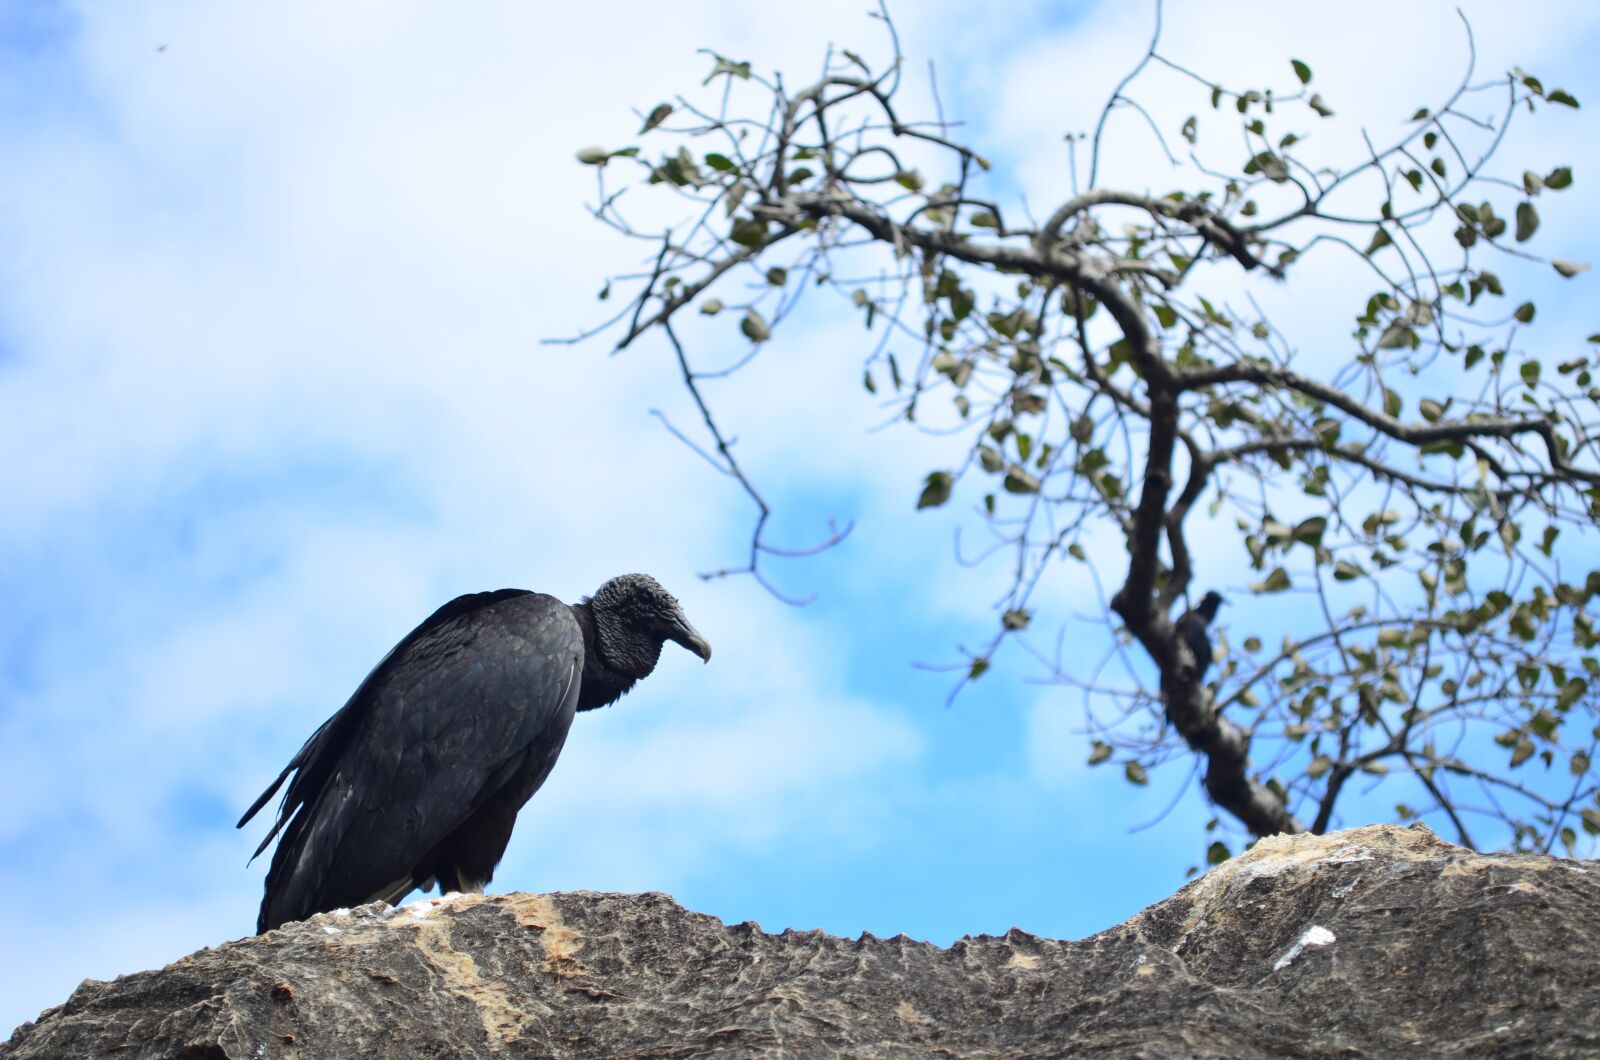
237, 573, 710, 933
1175, 590, 1224, 681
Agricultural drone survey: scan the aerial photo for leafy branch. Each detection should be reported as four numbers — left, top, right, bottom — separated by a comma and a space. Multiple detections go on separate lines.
567, 1, 1600, 860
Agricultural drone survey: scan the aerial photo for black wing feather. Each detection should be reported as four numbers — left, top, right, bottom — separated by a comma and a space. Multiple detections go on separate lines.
238, 589, 535, 841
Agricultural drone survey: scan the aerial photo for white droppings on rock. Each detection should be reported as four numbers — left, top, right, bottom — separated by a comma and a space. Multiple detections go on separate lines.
1273, 925, 1336, 972
321, 925, 341, 935
407, 897, 443, 917
401, 892, 476, 921
1326, 846, 1375, 865
1331, 874, 1363, 899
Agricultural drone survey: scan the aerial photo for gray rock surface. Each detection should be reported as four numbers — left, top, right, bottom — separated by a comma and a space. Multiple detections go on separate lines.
4, 824, 1596, 1058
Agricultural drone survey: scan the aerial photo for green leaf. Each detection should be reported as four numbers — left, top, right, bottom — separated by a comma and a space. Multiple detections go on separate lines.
1002, 608, 1032, 631
729, 217, 769, 248
699, 298, 724, 316
1309, 93, 1334, 117
894, 169, 925, 193
1334, 560, 1365, 581
576, 146, 612, 165
1419, 398, 1444, 422
702, 54, 752, 84
1181, 116, 1198, 144
1514, 302, 1536, 324
1088, 741, 1113, 765
1307, 755, 1333, 778
1521, 361, 1541, 387
1547, 89, 1580, 108
1383, 388, 1402, 416
740, 309, 771, 343
1557, 678, 1587, 709
1291, 59, 1312, 84
1376, 322, 1414, 349
1510, 738, 1535, 768
704, 152, 737, 172
1365, 227, 1393, 256
1244, 151, 1289, 182
1553, 259, 1590, 278
1250, 567, 1292, 593
1293, 516, 1328, 547
949, 286, 976, 322
968, 657, 990, 680
1515, 202, 1540, 242
1546, 166, 1573, 190
1206, 841, 1232, 866
1003, 466, 1041, 494
1124, 761, 1149, 786
639, 102, 673, 134
765, 267, 788, 287
917, 470, 954, 509
970, 210, 999, 229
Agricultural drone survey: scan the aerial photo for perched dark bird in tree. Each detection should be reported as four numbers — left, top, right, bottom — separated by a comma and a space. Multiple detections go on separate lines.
1175, 590, 1225, 681
238, 574, 710, 933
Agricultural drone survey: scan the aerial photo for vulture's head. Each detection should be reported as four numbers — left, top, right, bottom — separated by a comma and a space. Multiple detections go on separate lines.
1196, 590, 1225, 622
588, 573, 712, 677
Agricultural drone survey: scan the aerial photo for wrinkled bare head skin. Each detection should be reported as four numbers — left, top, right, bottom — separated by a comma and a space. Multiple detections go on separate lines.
588, 573, 712, 678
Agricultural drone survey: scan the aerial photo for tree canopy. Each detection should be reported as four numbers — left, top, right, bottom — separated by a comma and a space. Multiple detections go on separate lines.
569, 3, 1599, 863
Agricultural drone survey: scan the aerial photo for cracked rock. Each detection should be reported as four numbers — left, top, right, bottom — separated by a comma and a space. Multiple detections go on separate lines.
4, 824, 1596, 1058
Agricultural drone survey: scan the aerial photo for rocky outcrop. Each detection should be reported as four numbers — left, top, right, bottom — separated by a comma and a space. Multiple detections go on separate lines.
5, 824, 1596, 1058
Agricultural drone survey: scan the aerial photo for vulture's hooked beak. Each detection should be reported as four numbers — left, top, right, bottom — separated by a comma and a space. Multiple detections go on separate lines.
666, 612, 713, 663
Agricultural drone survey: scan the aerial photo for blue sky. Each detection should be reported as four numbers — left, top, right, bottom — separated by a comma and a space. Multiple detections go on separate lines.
2, 0, 1598, 1036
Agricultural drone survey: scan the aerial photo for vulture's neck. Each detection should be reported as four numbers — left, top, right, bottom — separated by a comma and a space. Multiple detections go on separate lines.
570, 600, 642, 710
